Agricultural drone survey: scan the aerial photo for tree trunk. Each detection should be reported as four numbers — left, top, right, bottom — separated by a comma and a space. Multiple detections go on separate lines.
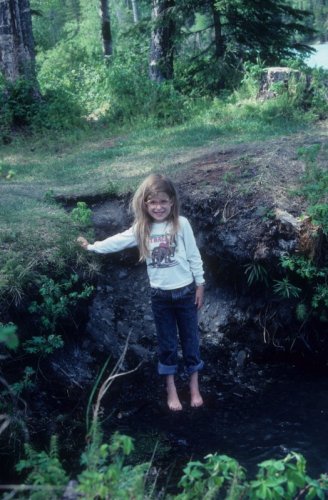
0, 0, 37, 82
131, 0, 139, 23
149, 0, 175, 82
99, 0, 112, 58
210, 0, 225, 59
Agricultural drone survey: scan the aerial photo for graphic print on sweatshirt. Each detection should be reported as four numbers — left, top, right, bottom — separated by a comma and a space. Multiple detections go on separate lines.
149, 231, 177, 268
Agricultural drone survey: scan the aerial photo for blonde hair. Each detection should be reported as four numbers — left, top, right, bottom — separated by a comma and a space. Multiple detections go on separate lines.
131, 173, 180, 261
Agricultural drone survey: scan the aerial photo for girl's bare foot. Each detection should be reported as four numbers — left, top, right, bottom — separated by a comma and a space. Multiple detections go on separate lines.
191, 391, 204, 407
166, 375, 183, 411
190, 371, 204, 408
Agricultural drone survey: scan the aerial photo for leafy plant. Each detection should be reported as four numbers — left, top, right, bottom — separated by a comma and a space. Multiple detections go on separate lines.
23, 334, 64, 355
273, 278, 302, 299
296, 303, 309, 322
10, 367, 36, 395
176, 453, 246, 499
28, 274, 93, 335
15, 435, 68, 500
77, 430, 149, 500
248, 452, 328, 499
0, 323, 19, 350
71, 201, 92, 226
176, 451, 328, 499
244, 262, 269, 287
9, 430, 328, 500
279, 254, 328, 323
280, 254, 319, 279
296, 144, 328, 233
312, 284, 328, 315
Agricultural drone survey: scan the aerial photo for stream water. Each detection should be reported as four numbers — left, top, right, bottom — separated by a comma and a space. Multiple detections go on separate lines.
307, 43, 328, 69
109, 360, 328, 490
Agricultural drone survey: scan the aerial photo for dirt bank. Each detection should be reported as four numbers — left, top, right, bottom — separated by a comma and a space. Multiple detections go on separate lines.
72, 122, 328, 387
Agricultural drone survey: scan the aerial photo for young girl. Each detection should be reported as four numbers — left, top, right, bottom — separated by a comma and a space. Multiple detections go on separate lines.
77, 173, 205, 411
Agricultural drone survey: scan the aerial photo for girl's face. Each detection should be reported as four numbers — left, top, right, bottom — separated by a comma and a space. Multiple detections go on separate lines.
145, 191, 173, 222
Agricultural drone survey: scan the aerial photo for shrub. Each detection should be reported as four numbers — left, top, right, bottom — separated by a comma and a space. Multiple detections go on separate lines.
15, 436, 68, 500
28, 274, 94, 335
279, 254, 328, 324
71, 201, 92, 226
77, 431, 149, 500
297, 144, 328, 233
13, 434, 328, 499
0, 323, 19, 350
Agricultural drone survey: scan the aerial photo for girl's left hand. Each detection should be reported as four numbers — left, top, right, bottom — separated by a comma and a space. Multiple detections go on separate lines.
195, 285, 204, 309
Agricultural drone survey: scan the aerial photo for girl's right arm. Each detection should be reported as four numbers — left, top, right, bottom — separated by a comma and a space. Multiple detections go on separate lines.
77, 227, 137, 254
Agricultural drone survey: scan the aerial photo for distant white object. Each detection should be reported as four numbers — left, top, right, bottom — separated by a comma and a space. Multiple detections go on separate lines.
306, 43, 328, 69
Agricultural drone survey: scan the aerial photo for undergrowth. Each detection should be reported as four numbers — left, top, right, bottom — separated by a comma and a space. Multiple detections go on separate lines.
5, 429, 328, 499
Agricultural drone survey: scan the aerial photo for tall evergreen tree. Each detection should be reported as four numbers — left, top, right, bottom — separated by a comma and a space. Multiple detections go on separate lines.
214, 0, 315, 63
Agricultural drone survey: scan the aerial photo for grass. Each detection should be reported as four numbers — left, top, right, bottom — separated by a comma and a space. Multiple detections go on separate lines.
0, 96, 324, 306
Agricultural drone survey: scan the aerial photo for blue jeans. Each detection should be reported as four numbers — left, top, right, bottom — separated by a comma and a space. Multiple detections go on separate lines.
151, 282, 204, 376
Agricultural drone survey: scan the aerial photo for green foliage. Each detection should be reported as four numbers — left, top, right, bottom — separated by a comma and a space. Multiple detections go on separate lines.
237, 61, 266, 99
296, 302, 309, 322
0, 256, 37, 307
214, 0, 314, 64
174, 54, 242, 97
297, 144, 321, 167
35, 37, 189, 128
28, 274, 93, 335
279, 254, 328, 323
308, 204, 328, 234
176, 451, 328, 499
77, 430, 149, 500
15, 435, 68, 500
71, 201, 92, 226
31, 88, 85, 131
306, 68, 328, 119
0, 323, 19, 350
10, 428, 328, 499
312, 284, 328, 315
10, 367, 36, 395
23, 334, 64, 355
0, 77, 39, 133
297, 144, 328, 233
280, 254, 322, 279
273, 278, 302, 299
248, 452, 328, 499
176, 453, 246, 499
291, 0, 328, 43
1, 0, 324, 135
244, 263, 269, 287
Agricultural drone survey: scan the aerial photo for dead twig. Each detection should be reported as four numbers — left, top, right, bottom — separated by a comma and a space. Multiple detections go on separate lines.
92, 331, 142, 426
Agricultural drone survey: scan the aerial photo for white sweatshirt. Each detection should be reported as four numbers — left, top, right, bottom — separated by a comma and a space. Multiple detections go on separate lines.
87, 216, 204, 290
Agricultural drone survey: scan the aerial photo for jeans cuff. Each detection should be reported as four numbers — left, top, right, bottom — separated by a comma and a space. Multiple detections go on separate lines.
186, 360, 204, 375
158, 362, 178, 375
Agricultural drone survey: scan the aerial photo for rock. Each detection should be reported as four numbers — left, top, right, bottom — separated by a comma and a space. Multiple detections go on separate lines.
258, 67, 308, 101
48, 344, 95, 391
236, 350, 248, 370
62, 480, 80, 500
